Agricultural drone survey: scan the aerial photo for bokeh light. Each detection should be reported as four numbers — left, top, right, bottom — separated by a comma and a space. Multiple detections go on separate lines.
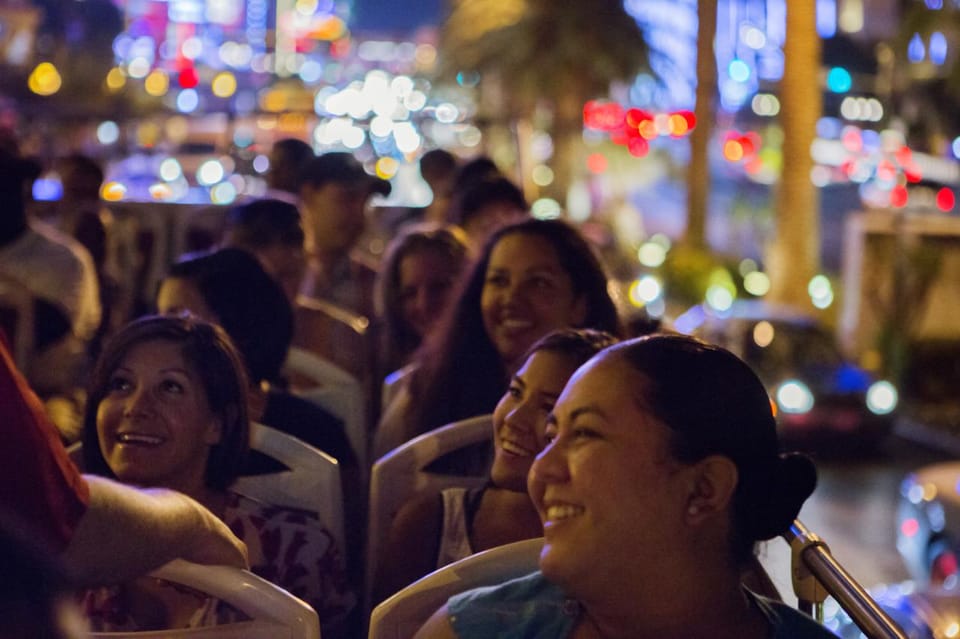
97, 121, 120, 145
28, 62, 62, 96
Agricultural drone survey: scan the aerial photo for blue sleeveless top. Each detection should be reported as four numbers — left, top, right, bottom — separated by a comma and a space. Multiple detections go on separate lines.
447, 571, 838, 638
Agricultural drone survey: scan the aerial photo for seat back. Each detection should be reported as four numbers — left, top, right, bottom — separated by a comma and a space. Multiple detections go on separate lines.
284, 346, 368, 468
368, 537, 541, 639
364, 414, 492, 617
232, 422, 345, 561
86, 559, 321, 639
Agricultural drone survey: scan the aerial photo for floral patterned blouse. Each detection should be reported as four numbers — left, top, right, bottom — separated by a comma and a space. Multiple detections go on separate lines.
80, 491, 355, 639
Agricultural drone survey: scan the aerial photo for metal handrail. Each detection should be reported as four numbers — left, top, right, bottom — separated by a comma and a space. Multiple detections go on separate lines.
784, 519, 908, 639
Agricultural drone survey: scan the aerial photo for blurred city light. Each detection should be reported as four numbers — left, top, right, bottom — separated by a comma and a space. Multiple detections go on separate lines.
28, 62, 61, 96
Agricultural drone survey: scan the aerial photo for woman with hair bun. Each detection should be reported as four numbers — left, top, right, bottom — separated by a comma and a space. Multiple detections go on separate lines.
416, 334, 835, 639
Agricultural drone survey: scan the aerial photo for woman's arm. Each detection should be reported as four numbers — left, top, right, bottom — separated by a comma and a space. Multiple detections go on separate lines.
62, 475, 248, 586
372, 492, 444, 605
413, 604, 458, 639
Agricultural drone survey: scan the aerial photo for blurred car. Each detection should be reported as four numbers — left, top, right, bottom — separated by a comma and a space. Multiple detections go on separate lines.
674, 301, 898, 445
897, 462, 960, 589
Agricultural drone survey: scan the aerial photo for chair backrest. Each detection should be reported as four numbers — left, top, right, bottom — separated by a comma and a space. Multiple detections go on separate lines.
364, 414, 493, 617
368, 538, 542, 639
283, 346, 368, 468
86, 559, 321, 639
232, 422, 345, 561
65, 422, 345, 568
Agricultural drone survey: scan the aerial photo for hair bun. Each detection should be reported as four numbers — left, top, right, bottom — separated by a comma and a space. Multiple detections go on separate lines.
743, 452, 818, 541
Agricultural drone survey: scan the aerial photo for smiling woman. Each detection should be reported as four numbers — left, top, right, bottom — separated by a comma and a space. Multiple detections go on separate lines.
78, 315, 355, 637
373, 219, 623, 461
372, 329, 618, 605
415, 335, 835, 639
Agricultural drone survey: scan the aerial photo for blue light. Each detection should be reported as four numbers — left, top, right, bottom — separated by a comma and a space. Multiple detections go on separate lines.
816, 0, 837, 37
826, 67, 852, 93
728, 59, 751, 83
930, 32, 948, 65
908, 33, 925, 63
32, 178, 62, 202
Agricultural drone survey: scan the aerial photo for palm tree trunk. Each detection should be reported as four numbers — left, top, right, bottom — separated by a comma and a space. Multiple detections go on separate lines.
687, 0, 717, 250
768, 0, 822, 307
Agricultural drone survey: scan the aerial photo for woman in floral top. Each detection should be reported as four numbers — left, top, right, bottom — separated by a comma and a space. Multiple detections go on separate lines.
79, 314, 354, 637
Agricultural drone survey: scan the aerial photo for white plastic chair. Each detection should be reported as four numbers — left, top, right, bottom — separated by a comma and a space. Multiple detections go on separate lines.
364, 414, 493, 618
86, 559, 321, 639
368, 538, 542, 639
284, 346, 368, 468
232, 422, 345, 564
65, 422, 345, 569
369, 520, 909, 639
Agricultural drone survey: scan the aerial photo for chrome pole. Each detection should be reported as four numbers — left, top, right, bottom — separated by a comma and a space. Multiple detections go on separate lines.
783, 520, 908, 639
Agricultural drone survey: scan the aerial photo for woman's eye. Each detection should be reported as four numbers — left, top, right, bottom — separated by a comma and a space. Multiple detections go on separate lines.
485, 274, 508, 287
507, 385, 522, 399
572, 427, 598, 440
539, 401, 555, 413
530, 276, 554, 290
161, 379, 185, 394
107, 377, 131, 392
543, 424, 558, 444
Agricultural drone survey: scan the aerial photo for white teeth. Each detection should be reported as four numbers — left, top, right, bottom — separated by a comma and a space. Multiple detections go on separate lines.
501, 439, 533, 457
546, 505, 584, 521
502, 319, 533, 329
117, 433, 164, 445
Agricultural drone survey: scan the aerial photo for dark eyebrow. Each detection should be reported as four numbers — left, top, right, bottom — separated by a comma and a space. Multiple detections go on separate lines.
569, 405, 610, 422
511, 374, 526, 389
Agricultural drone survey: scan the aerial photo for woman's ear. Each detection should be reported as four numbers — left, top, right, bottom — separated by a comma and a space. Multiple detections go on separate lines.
684, 455, 738, 525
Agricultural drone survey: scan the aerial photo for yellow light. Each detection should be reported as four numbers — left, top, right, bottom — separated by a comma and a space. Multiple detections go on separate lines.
296, 0, 318, 14
375, 156, 399, 179
28, 62, 61, 96
753, 321, 775, 348
105, 67, 127, 92
310, 15, 347, 41
144, 69, 169, 97
668, 114, 689, 136
945, 621, 959, 638
165, 116, 189, 144
637, 119, 658, 140
101, 181, 127, 201
531, 164, 554, 187
212, 71, 237, 98
923, 483, 938, 502
149, 183, 172, 200
260, 88, 286, 112
723, 140, 744, 162
136, 122, 161, 148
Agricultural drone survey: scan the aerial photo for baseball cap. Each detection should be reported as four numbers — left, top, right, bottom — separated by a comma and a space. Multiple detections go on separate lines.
298, 152, 391, 196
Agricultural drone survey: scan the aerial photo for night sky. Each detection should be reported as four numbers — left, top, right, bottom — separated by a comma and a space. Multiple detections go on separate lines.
350, 0, 444, 34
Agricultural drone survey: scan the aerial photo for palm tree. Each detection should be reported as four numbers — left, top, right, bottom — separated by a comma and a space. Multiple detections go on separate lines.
766, 0, 821, 307
440, 0, 650, 202
687, 0, 717, 250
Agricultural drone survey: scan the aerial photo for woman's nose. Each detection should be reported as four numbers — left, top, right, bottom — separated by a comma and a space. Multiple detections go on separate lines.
504, 399, 534, 432
123, 387, 153, 418
529, 437, 569, 484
